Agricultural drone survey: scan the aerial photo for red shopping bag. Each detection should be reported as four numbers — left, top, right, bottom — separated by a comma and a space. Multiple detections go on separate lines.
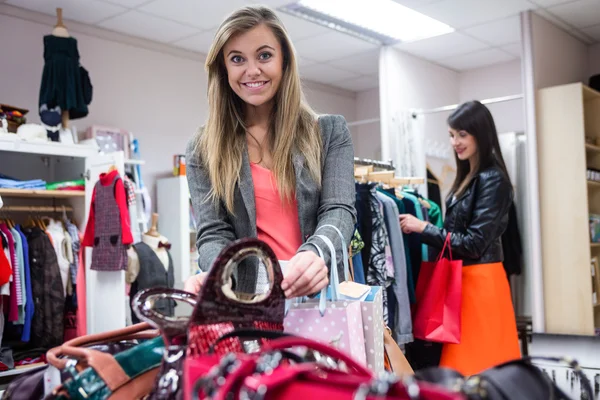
413, 234, 462, 344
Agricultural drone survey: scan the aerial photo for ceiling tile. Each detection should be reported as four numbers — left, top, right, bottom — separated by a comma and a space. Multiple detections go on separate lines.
172, 28, 216, 53
139, 0, 247, 29
6, 0, 126, 24
417, 0, 534, 29
581, 24, 600, 42
392, 0, 445, 9
297, 57, 318, 67
245, 0, 297, 7
293, 31, 379, 62
394, 32, 488, 61
331, 75, 379, 92
528, 0, 578, 6
327, 49, 380, 75
501, 42, 522, 57
98, 10, 199, 43
276, 12, 330, 41
99, 0, 151, 8
300, 63, 360, 85
463, 15, 521, 46
533, 9, 575, 32
438, 48, 516, 70
546, 0, 600, 29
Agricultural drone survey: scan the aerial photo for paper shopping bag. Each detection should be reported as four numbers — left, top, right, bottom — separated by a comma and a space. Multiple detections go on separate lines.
361, 286, 385, 373
413, 234, 462, 344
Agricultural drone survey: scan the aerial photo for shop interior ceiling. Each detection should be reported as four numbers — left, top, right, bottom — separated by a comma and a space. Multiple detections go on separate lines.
3, 0, 599, 92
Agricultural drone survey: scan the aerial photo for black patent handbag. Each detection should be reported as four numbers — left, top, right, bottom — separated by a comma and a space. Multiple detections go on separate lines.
131, 287, 198, 400
415, 356, 593, 400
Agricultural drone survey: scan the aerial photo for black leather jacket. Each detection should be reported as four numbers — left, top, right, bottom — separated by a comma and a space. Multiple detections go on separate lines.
421, 166, 513, 266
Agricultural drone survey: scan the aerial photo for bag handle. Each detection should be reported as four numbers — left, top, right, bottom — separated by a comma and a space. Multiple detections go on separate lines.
437, 233, 453, 261
131, 287, 197, 335
208, 329, 294, 354
262, 336, 373, 378
46, 322, 158, 370
316, 224, 349, 282
190, 238, 285, 326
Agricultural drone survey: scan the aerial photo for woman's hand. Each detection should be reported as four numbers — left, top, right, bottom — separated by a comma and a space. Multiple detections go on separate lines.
183, 271, 208, 295
399, 214, 428, 234
281, 251, 329, 298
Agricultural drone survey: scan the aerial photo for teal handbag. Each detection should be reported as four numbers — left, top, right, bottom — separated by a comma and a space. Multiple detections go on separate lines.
52, 335, 164, 400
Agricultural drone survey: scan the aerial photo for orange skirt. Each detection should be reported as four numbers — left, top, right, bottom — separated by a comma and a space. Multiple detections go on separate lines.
439, 262, 520, 376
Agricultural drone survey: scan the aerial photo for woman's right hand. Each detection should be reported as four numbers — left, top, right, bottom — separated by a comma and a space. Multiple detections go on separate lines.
184, 272, 208, 295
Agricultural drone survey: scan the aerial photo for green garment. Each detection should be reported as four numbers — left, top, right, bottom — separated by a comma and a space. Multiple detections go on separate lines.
425, 199, 444, 228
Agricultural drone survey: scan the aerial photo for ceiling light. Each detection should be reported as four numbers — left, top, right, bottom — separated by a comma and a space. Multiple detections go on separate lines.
279, 0, 454, 45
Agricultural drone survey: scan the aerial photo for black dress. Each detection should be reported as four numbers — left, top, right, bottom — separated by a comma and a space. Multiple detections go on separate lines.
39, 35, 92, 120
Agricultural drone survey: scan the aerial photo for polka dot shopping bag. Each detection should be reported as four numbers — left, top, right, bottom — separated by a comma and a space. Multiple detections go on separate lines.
283, 234, 367, 366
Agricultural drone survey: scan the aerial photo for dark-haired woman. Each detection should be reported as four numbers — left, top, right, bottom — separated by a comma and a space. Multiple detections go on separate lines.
399, 100, 520, 375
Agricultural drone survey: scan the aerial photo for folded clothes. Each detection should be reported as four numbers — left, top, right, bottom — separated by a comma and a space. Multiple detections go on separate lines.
46, 179, 85, 190
0, 173, 47, 190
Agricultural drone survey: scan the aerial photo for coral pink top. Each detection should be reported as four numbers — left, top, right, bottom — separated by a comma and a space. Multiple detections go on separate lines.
250, 163, 302, 261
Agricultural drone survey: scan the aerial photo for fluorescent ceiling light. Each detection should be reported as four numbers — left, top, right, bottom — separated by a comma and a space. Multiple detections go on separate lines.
280, 0, 454, 45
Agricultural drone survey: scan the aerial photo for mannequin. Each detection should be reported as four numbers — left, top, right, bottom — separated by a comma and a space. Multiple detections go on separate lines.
126, 214, 169, 282
127, 214, 174, 322
51, 8, 71, 130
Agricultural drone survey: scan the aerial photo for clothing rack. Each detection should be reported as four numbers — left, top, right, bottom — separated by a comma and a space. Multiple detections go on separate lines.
1, 205, 74, 213
353, 157, 395, 171
346, 94, 524, 127
411, 94, 524, 117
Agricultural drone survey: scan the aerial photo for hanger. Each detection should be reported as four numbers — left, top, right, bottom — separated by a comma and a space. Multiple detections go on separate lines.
144, 213, 161, 238
108, 164, 118, 173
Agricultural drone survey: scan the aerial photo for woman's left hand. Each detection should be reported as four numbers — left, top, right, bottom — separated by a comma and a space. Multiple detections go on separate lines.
281, 251, 329, 298
399, 214, 428, 234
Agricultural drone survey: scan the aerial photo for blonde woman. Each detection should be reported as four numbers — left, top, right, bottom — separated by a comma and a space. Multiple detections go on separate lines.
184, 5, 356, 299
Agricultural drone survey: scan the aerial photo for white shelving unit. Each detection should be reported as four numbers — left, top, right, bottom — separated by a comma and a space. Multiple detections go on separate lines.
157, 176, 195, 290
0, 138, 127, 335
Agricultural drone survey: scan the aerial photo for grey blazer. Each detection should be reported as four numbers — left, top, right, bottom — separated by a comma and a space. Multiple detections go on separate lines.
186, 114, 357, 294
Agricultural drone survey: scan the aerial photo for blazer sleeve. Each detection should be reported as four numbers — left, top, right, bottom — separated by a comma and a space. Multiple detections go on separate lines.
186, 134, 237, 272
421, 170, 512, 260
297, 115, 357, 272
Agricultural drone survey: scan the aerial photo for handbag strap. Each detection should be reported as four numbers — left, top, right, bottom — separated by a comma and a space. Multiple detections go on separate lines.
131, 287, 197, 334
262, 336, 372, 378
46, 322, 158, 370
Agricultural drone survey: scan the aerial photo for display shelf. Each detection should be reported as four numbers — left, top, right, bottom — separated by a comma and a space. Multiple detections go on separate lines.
588, 180, 600, 189
124, 159, 145, 165
0, 363, 46, 378
0, 138, 97, 158
585, 143, 600, 153
0, 188, 85, 198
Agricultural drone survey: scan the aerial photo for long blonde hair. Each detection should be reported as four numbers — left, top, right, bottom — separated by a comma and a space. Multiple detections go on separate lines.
195, 5, 322, 214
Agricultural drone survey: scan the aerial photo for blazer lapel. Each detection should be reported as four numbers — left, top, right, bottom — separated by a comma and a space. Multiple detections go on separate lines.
239, 147, 257, 236
292, 149, 306, 239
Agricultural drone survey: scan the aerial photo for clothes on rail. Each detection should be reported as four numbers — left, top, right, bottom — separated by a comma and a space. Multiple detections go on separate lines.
0, 216, 84, 370
353, 181, 443, 346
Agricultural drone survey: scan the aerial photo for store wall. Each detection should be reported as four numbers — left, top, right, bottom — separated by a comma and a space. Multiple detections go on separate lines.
353, 88, 381, 160
590, 43, 600, 77
459, 60, 524, 134
531, 12, 588, 89
379, 46, 459, 199
0, 12, 357, 206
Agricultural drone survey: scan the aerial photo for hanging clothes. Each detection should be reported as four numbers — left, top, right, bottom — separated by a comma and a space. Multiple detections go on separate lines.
427, 168, 442, 208
0, 225, 19, 323
83, 170, 133, 271
23, 226, 65, 349
376, 192, 413, 345
46, 220, 73, 297
14, 226, 33, 343
9, 228, 26, 325
64, 218, 80, 306
76, 232, 86, 337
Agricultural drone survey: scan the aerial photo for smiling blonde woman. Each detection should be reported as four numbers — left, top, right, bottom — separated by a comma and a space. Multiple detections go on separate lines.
184, 5, 356, 299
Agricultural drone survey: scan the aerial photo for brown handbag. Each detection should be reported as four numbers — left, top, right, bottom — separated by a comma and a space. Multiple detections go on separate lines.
383, 325, 414, 376
47, 322, 158, 370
